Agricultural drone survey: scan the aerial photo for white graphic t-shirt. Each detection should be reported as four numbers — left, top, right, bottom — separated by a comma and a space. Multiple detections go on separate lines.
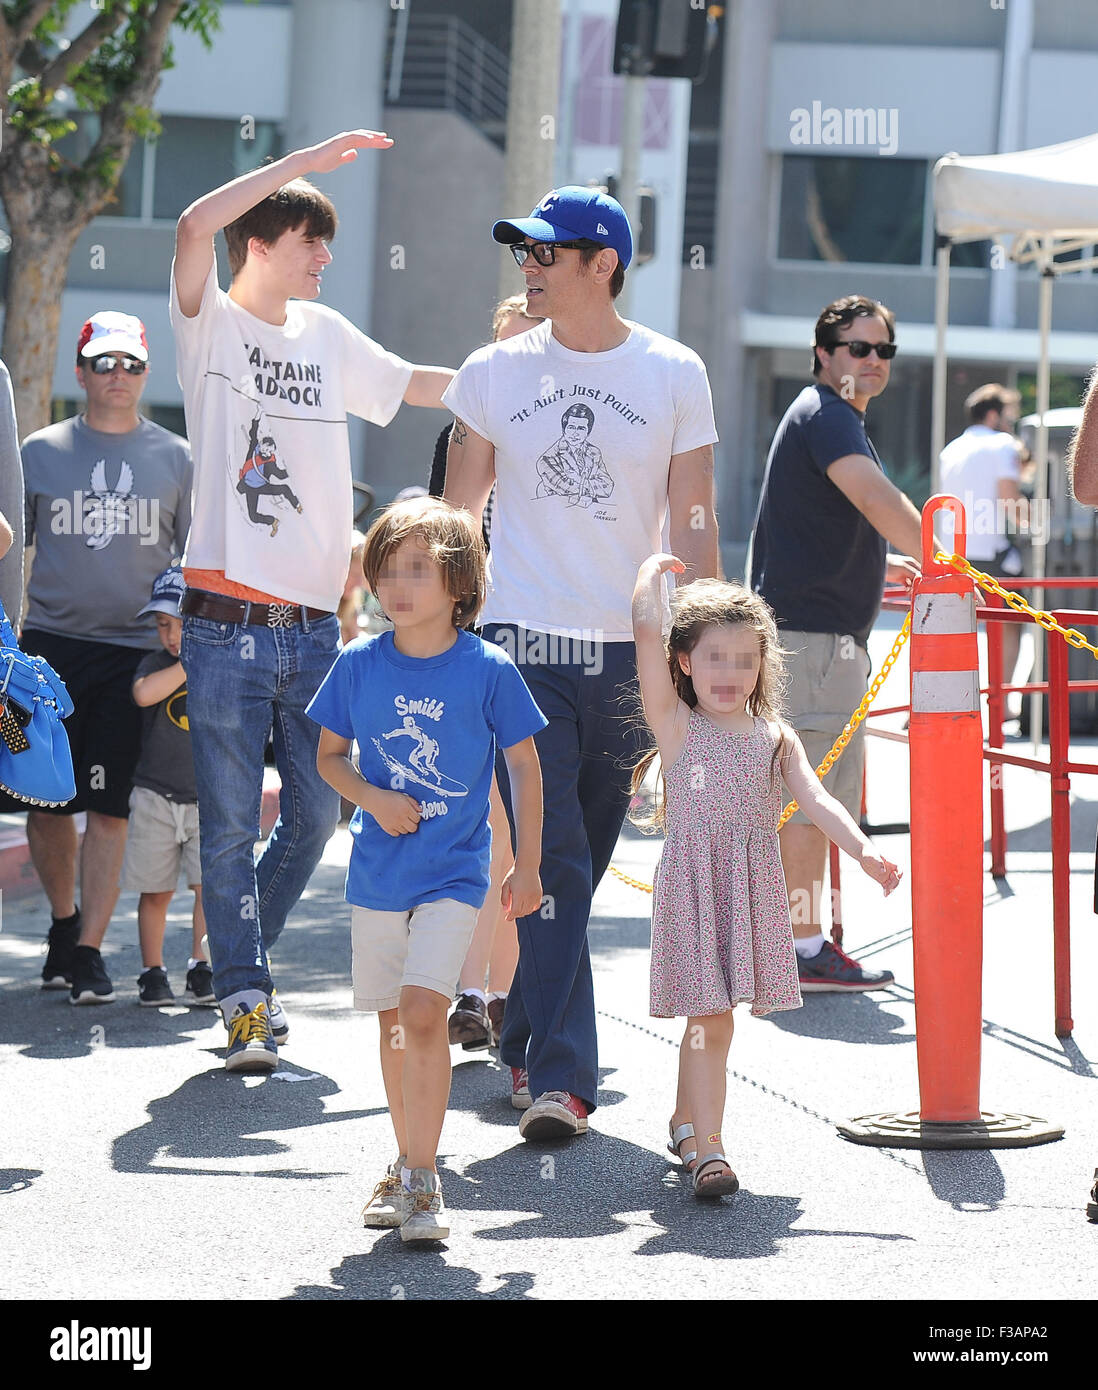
442, 319, 718, 640
170, 262, 413, 611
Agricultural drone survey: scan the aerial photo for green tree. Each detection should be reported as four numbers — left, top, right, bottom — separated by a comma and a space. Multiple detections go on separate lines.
0, 0, 222, 437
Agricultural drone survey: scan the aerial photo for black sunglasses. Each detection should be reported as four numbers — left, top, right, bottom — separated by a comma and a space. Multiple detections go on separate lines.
510, 239, 601, 267
825, 339, 897, 361
87, 355, 147, 375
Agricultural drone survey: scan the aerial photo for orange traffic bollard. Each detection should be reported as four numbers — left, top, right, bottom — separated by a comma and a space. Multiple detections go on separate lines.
838, 496, 1062, 1149
909, 496, 983, 1123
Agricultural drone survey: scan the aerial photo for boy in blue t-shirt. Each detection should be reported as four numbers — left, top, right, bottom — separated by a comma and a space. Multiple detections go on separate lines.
308, 496, 545, 1244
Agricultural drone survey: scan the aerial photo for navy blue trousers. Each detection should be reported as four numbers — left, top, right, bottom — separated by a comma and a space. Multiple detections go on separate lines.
482, 626, 647, 1112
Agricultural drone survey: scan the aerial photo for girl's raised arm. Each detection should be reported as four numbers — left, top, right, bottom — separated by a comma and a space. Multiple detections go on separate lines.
632, 553, 687, 751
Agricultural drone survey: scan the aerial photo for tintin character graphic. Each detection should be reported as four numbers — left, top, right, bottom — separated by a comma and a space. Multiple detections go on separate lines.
237, 411, 303, 537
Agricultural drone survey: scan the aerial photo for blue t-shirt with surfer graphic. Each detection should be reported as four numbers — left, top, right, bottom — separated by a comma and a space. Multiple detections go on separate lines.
307, 628, 546, 912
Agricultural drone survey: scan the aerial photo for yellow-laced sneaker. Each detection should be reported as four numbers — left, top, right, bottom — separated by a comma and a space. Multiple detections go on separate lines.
224, 995, 278, 1073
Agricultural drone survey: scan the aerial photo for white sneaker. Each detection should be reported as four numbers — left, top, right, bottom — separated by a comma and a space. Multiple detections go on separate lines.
362, 1156, 406, 1229
399, 1169, 449, 1243
268, 988, 289, 1045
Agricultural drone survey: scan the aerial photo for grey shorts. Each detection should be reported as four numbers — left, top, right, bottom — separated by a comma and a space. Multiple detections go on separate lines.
781, 630, 871, 825
121, 785, 202, 892
351, 898, 480, 1011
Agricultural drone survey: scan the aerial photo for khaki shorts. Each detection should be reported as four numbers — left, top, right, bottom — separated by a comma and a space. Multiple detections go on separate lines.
351, 898, 480, 1011
781, 630, 871, 825
121, 785, 202, 892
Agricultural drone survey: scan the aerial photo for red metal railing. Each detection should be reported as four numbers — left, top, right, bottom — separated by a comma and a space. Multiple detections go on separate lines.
863, 578, 1098, 1037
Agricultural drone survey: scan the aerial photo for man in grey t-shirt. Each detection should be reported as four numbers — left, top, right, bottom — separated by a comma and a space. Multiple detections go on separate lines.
24, 312, 192, 1006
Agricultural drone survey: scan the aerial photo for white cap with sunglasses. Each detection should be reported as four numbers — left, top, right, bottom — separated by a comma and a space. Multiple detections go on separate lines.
77, 311, 150, 365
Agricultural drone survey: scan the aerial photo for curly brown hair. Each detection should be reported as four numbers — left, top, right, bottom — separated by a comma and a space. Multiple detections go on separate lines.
630, 579, 791, 831
361, 496, 487, 630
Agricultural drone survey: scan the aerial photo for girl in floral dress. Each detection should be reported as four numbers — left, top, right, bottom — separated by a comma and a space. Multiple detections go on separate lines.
630, 554, 901, 1199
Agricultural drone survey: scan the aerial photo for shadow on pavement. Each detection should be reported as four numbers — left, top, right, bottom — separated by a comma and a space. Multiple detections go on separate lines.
632, 1180, 916, 1260
287, 1253, 536, 1300
0, 1169, 41, 1195
112, 1062, 381, 1179
0, 983, 225, 1060
922, 1150, 1005, 1211
761, 990, 913, 1045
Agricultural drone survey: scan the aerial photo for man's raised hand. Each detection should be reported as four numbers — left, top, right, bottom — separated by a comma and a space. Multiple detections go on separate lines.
304, 130, 394, 173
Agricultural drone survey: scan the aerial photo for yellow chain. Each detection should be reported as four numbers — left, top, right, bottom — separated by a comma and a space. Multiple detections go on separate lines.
613, 556, 1098, 894
936, 551, 1098, 658
610, 613, 913, 893
775, 614, 911, 830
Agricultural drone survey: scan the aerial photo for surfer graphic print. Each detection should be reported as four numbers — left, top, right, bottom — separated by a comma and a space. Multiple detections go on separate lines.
306, 627, 546, 912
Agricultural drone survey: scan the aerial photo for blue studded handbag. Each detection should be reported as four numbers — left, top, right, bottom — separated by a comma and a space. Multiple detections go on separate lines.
0, 601, 76, 807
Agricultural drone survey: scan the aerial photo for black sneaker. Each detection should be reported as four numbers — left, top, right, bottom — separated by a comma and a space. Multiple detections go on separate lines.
137, 966, 175, 1007
448, 992, 490, 1050
184, 961, 216, 1006
41, 911, 81, 990
70, 945, 115, 1005
797, 939, 895, 993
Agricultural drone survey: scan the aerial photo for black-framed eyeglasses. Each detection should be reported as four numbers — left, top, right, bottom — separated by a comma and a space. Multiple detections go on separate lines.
86, 355, 148, 375
510, 239, 601, 267
825, 340, 897, 361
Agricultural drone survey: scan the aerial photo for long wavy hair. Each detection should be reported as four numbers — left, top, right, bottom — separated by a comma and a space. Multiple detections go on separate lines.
630, 580, 790, 832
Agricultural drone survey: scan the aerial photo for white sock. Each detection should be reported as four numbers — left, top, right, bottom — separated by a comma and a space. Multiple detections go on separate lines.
401, 1165, 413, 1189
458, 987, 487, 1004
795, 933, 826, 959
487, 990, 507, 1003
187, 957, 206, 971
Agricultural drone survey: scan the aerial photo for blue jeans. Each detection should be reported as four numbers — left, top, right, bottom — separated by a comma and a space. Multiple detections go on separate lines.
180, 614, 341, 1000
482, 626, 646, 1113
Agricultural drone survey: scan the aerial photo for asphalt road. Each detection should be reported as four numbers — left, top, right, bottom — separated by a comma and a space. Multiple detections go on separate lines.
2, 617, 1096, 1337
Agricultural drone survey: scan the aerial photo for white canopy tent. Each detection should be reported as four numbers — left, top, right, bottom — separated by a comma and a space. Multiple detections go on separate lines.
932, 134, 1098, 741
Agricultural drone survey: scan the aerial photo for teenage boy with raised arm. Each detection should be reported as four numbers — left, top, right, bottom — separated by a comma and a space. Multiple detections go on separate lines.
171, 130, 454, 1071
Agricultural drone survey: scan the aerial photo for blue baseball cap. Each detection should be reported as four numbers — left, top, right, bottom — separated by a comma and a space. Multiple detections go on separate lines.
492, 186, 633, 271
138, 565, 186, 618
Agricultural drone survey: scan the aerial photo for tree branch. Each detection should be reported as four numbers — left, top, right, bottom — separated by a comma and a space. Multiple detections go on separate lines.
37, 7, 130, 97
80, 0, 187, 208
12, 0, 58, 48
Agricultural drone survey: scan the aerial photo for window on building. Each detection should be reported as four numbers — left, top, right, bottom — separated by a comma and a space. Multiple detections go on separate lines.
54, 114, 281, 222
778, 155, 926, 265
152, 117, 281, 221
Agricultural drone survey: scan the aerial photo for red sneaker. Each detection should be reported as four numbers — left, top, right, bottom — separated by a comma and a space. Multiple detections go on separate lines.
518, 1090, 589, 1140
510, 1066, 532, 1111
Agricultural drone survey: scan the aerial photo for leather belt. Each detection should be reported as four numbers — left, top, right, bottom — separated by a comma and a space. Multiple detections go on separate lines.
181, 589, 333, 628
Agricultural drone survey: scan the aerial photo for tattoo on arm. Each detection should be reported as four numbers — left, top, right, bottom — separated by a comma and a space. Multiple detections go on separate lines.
451, 419, 468, 447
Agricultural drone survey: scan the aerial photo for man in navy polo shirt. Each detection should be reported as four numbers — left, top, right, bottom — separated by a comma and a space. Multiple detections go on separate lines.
750, 294, 921, 991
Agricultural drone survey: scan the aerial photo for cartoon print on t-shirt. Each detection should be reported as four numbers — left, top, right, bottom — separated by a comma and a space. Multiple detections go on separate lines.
236, 409, 303, 538
371, 714, 469, 799
535, 404, 615, 509
83, 459, 136, 551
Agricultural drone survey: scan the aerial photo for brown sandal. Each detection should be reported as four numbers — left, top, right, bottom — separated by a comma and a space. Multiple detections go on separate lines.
693, 1153, 739, 1199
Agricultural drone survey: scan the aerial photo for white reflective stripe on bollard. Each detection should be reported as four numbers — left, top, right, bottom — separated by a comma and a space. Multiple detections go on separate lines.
912, 589, 979, 713
911, 670, 981, 713
912, 591, 976, 635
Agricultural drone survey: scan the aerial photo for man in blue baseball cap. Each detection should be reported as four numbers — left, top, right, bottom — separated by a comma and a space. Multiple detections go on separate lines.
443, 185, 722, 1152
